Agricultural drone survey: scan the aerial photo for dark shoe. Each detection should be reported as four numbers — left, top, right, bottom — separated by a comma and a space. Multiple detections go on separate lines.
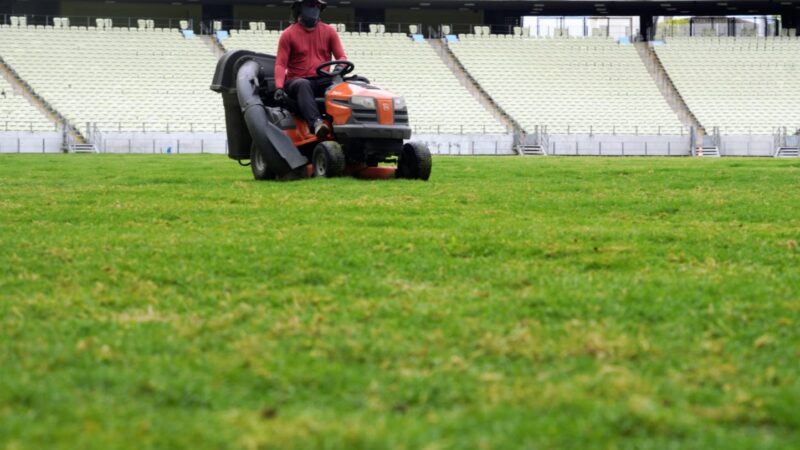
276, 165, 310, 182
312, 119, 330, 140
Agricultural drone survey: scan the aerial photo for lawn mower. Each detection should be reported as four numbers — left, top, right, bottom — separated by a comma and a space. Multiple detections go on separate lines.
210, 50, 432, 181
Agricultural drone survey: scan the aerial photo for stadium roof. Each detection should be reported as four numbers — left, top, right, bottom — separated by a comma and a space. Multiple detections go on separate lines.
324, 1, 797, 16
461, 1, 800, 15
2, 0, 798, 22
136, 0, 800, 5
17, 1, 800, 15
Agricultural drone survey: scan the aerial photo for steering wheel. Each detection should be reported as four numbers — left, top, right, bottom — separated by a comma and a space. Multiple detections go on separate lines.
316, 60, 355, 78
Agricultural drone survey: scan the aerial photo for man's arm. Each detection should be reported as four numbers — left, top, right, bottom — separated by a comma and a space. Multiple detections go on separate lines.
329, 26, 347, 61
275, 30, 291, 89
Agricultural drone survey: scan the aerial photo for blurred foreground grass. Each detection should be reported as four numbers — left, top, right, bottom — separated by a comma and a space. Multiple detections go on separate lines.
1, 155, 799, 449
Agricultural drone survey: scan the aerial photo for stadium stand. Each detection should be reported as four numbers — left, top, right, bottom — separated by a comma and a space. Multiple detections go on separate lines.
448, 34, 685, 135
221, 26, 508, 134
0, 22, 223, 135
655, 37, 800, 134
0, 76, 56, 132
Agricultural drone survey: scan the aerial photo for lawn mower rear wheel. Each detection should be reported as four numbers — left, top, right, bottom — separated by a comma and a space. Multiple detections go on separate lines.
250, 143, 277, 181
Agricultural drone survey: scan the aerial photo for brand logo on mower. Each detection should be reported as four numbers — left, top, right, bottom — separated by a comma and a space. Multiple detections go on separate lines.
382, 103, 390, 112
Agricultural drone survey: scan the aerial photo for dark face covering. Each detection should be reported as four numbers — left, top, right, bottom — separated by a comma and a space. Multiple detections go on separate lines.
299, 5, 321, 28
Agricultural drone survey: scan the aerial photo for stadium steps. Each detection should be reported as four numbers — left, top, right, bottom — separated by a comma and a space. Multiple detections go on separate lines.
428, 38, 517, 136
201, 34, 226, 59
68, 143, 99, 154
774, 147, 800, 158
695, 146, 721, 157
635, 42, 704, 134
0, 57, 79, 137
0, 57, 86, 145
516, 144, 547, 156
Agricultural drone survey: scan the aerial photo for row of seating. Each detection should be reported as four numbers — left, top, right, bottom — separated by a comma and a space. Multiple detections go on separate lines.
222, 29, 508, 134
0, 26, 222, 134
0, 76, 56, 132
1, 22, 797, 138
448, 35, 684, 135
228, 28, 410, 39
655, 37, 800, 134
4, 15, 190, 31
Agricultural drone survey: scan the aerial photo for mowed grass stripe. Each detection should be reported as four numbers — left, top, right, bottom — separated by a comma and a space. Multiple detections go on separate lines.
1, 155, 799, 449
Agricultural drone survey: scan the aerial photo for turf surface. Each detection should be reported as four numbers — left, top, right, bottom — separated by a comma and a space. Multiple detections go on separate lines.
1, 155, 799, 449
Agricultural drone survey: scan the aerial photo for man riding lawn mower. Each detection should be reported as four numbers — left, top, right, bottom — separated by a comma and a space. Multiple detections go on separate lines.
210, 0, 432, 181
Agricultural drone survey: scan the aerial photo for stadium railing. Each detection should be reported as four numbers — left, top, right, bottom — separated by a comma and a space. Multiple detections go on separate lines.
441, 17, 639, 40
206, 19, 424, 36
654, 17, 782, 40
1, 121, 61, 133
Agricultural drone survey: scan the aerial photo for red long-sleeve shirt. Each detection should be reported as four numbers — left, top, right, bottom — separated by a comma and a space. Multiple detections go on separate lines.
274, 22, 347, 89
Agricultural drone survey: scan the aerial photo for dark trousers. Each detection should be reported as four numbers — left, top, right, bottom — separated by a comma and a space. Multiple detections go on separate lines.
285, 77, 333, 127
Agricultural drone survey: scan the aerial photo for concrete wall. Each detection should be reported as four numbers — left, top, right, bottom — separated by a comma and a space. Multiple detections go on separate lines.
719, 134, 775, 157
547, 133, 692, 156
414, 133, 514, 155
0, 131, 62, 153
93, 131, 515, 156
2, 131, 784, 157
95, 132, 228, 154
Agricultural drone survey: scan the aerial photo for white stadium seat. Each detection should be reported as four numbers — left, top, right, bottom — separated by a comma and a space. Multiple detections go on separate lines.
14, 21, 791, 139
0, 24, 222, 134
655, 36, 800, 134
448, 34, 684, 135
0, 77, 56, 132
223, 26, 507, 134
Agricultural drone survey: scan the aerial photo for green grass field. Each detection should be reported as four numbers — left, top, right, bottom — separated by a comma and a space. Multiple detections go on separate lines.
1, 155, 799, 449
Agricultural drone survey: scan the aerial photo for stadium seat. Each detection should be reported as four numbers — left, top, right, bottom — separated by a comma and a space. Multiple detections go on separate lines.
655, 36, 800, 134
0, 77, 57, 132
222, 26, 507, 134
0, 24, 222, 134
448, 34, 684, 135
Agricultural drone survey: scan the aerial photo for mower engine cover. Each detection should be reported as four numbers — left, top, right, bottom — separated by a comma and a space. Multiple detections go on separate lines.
326, 81, 412, 141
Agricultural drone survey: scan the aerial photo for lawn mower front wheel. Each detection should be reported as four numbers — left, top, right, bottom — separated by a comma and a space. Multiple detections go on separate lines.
398, 142, 432, 181
313, 141, 346, 178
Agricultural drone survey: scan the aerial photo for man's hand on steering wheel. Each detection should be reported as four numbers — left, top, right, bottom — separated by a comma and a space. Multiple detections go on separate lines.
316, 60, 355, 78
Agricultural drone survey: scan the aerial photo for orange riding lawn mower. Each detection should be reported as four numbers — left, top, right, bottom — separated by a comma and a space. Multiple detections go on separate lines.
210, 50, 432, 181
